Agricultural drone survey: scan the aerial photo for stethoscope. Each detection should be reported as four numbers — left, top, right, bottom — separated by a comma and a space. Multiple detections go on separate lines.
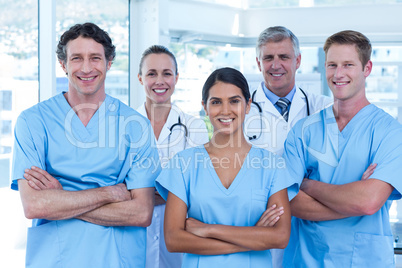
167, 116, 188, 156
248, 87, 310, 141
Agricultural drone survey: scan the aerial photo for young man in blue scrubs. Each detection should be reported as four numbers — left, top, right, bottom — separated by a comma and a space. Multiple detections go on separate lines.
11, 23, 161, 268
282, 30, 402, 267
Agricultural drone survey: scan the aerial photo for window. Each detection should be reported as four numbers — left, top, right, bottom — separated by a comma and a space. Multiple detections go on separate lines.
0, 91, 12, 111
0, 1, 38, 185
55, 0, 129, 104
0, 2, 38, 267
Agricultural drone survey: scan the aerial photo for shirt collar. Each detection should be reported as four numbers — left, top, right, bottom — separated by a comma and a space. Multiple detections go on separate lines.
262, 82, 296, 104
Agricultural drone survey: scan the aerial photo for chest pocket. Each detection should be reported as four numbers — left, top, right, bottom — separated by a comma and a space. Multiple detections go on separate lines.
250, 189, 268, 225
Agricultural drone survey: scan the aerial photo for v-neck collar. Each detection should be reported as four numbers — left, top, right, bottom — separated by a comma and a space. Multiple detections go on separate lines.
202, 145, 253, 195
59, 92, 109, 141
329, 104, 374, 138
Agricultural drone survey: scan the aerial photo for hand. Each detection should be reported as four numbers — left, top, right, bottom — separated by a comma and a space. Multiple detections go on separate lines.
24, 166, 63, 190
255, 204, 284, 227
107, 183, 132, 203
361, 163, 377, 180
185, 217, 209, 238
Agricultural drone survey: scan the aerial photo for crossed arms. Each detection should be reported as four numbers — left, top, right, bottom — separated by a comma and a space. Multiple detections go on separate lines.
19, 166, 154, 227
163, 188, 291, 255
291, 163, 394, 221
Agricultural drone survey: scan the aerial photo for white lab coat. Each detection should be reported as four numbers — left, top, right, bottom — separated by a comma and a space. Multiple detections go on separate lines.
244, 83, 332, 157
137, 103, 209, 268
244, 83, 332, 268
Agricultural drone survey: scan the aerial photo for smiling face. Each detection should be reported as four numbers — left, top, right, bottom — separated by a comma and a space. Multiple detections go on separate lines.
138, 53, 178, 105
256, 38, 301, 97
203, 82, 251, 137
60, 36, 111, 98
325, 44, 372, 103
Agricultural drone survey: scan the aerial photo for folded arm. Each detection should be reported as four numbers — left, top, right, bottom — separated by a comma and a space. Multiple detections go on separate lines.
18, 178, 130, 221
22, 166, 154, 227
164, 189, 291, 255
164, 192, 249, 255
301, 177, 393, 216
290, 190, 347, 221
291, 163, 384, 220
76, 187, 154, 227
186, 189, 291, 251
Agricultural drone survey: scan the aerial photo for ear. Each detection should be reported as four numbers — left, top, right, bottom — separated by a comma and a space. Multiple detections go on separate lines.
175, 72, 179, 85
106, 59, 112, 71
138, 73, 143, 85
363, 60, 372, 78
256, 57, 262, 72
202, 100, 208, 116
295, 53, 301, 70
60, 60, 67, 74
245, 97, 252, 114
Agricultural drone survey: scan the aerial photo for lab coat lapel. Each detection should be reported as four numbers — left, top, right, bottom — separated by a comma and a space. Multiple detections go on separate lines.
288, 88, 305, 125
254, 84, 281, 117
159, 105, 180, 145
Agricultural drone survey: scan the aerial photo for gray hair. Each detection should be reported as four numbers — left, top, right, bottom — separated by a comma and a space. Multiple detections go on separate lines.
256, 26, 300, 58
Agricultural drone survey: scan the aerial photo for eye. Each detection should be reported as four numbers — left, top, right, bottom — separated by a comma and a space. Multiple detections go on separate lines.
92, 57, 101, 61
164, 72, 173, 76
147, 72, 156, 77
280, 55, 289, 60
71, 57, 80, 61
231, 99, 240, 104
326, 64, 336, 68
211, 100, 221, 105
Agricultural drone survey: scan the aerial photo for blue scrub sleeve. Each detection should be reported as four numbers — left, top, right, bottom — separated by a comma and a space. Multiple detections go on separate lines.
155, 154, 189, 206
370, 124, 402, 200
269, 164, 299, 201
125, 119, 162, 190
283, 125, 307, 189
11, 113, 46, 190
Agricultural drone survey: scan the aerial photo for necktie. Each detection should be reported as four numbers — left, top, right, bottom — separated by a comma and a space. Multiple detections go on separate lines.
276, 98, 291, 122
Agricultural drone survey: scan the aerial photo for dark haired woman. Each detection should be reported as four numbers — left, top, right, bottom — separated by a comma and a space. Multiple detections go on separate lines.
155, 67, 298, 267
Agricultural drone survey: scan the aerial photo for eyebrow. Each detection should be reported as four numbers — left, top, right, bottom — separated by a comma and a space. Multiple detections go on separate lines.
146, 68, 174, 72
209, 95, 242, 101
69, 53, 103, 57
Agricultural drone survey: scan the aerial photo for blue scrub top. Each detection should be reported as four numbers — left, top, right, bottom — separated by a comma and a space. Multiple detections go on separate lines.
11, 93, 161, 268
156, 145, 298, 268
283, 104, 402, 268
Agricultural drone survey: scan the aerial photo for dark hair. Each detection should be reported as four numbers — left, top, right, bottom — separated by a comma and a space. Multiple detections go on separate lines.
324, 30, 372, 69
138, 45, 178, 75
256, 26, 300, 58
56, 22, 116, 63
202, 67, 250, 104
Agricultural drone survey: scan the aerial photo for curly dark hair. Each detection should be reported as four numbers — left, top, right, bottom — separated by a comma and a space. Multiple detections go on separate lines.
56, 22, 116, 63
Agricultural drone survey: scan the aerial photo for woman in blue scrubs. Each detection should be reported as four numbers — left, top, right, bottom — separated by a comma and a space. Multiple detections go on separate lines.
156, 67, 298, 268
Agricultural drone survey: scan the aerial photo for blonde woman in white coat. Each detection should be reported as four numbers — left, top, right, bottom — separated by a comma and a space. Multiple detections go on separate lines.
137, 45, 209, 268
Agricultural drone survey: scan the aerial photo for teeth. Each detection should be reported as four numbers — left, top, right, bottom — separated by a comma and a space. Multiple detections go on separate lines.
335, 82, 348, 85
154, 89, 167, 93
219, 119, 233, 123
80, 77, 95, 81
272, 74, 283, 77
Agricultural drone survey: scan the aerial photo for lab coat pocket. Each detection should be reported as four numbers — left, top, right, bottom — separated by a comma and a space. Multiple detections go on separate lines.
351, 232, 394, 268
250, 189, 268, 224
26, 221, 61, 268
